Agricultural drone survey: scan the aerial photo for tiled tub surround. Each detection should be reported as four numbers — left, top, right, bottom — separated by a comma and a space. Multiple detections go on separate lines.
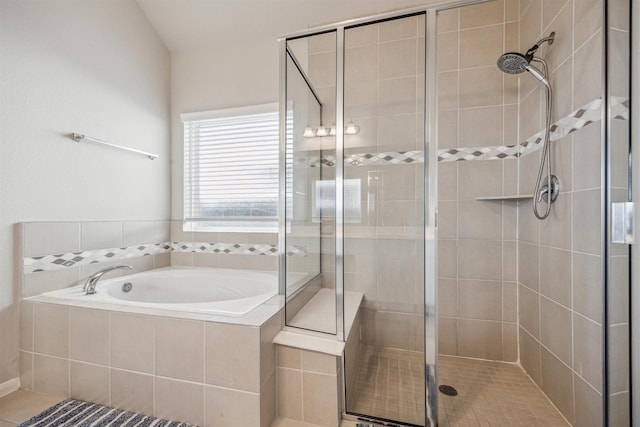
19, 300, 282, 427
19, 221, 172, 298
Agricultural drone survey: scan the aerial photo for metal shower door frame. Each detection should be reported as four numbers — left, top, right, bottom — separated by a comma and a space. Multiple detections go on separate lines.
278, 2, 489, 425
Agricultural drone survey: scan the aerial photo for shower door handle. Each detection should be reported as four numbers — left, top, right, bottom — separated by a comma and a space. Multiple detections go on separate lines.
612, 202, 636, 244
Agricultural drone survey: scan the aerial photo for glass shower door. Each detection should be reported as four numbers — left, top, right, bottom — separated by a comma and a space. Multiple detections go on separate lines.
342, 14, 428, 426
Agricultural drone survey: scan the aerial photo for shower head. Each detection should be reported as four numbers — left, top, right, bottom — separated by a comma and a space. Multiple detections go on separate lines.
497, 32, 555, 87
496, 52, 532, 74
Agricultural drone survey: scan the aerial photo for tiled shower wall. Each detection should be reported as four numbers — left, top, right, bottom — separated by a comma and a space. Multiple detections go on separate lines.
436, 0, 519, 362
516, 0, 607, 425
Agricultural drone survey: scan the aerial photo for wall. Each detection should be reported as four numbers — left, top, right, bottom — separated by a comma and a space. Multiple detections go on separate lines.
516, 0, 605, 425
169, 39, 279, 270
436, 0, 520, 362
0, 0, 171, 386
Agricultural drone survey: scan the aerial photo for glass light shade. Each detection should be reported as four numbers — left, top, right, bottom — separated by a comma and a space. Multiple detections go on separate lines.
345, 121, 360, 135
303, 126, 315, 138
316, 126, 329, 137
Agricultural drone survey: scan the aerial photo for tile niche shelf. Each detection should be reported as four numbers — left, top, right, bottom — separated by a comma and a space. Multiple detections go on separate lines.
476, 195, 534, 201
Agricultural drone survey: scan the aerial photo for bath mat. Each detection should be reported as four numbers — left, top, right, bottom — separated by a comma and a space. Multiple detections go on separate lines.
18, 399, 197, 427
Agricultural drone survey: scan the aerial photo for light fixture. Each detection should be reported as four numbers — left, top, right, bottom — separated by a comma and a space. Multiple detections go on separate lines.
316, 125, 329, 137
303, 121, 360, 138
345, 121, 360, 135
303, 126, 315, 138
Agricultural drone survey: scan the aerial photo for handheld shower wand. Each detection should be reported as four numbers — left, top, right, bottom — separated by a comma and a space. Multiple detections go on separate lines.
497, 32, 558, 220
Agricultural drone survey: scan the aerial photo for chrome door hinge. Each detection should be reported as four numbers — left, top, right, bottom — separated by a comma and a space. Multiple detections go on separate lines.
612, 202, 635, 244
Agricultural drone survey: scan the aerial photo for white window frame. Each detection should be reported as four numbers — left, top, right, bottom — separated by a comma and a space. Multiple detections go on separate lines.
181, 103, 280, 233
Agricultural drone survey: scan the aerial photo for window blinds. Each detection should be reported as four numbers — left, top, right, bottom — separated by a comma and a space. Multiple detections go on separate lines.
183, 105, 281, 231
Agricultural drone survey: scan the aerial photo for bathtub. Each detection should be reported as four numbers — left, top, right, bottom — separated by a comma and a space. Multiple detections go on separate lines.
39, 266, 283, 316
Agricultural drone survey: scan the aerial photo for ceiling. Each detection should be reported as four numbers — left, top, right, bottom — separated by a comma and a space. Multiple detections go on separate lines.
136, 0, 442, 53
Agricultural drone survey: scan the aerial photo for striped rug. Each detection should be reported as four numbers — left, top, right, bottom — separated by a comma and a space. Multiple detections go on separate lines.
18, 399, 197, 427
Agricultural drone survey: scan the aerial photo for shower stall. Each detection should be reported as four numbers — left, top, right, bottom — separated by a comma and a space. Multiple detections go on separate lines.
278, 0, 632, 426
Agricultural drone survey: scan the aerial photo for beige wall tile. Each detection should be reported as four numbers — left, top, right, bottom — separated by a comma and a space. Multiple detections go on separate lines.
309, 54, 337, 93
519, 284, 539, 338
459, 25, 503, 69
22, 267, 81, 298
458, 161, 502, 200
458, 280, 502, 321
345, 45, 378, 82
460, 0, 504, 29
205, 322, 260, 392
574, 374, 603, 427
70, 361, 109, 406
437, 71, 458, 111
502, 323, 518, 362
503, 242, 517, 282
19, 351, 34, 390
519, 327, 541, 385
218, 254, 277, 271
438, 201, 457, 240
122, 221, 156, 246
517, 199, 540, 244
573, 253, 603, 323
437, 31, 458, 72
80, 221, 122, 251
110, 369, 154, 415
438, 109, 458, 148
438, 240, 457, 279
438, 162, 457, 201
608, 323, 629, 394
458, 200, 502, 240
502, 281, 517, 322
609, 255, 630, 324
69, 307, 109, 365
378, 77, 417, 116
260, 311, 281, 386
156, 318, 204, 382
457, 319, 502, 360
574, 0, 604, 48
23, 222, 80, 257
19, 301, 33, 351
277, 368, 302, 420
379, 39, 416, 80
205, 386, 260, 427
377, 114, 418, 152
505, 0, 519, 21
34, 303, 69, 358
261, 369, 277, 427
34, 354, 69, 397
302, 372, 339, 426
542, 0, 569, 33
573, 189, 602, 255
550, 59, 574, 122
457, 239, 502, 281
539, 247, 571, 306
438, 278, 458, 317
308, 32, 335, 54
609, 391, 630, 427
301, 351, 337, 375
545, 3, 572, 73
458, 106, 504, 148
540, 348, 575, 423
170, 251, 193, 266
539, 297, 572, 365
155, 220, 171, 243
520, 0, 541, 52
379, 16, 416, 42
437, 9, 458, 33
574, 31, 603, 109
345, 24, 378, 48
155, 377, 204, 426
459, 67, 503, 108
345, 79, 377, 118
438, 317, 457, 355
573, 314, 603, 392
518, 241, 539, 290
110, 312, 154, 374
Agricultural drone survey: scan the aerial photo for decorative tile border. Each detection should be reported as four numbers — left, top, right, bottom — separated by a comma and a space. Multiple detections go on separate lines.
171, 242, 306, 257
295, 97, 628, 165
24, 242, 172, 273
24, 241, 307, 274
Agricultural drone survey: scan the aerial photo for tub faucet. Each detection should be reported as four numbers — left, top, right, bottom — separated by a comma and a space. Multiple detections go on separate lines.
83, 265, 132, 295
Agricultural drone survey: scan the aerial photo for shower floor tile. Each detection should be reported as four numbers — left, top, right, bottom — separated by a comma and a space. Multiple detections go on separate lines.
346, 348, 570, 426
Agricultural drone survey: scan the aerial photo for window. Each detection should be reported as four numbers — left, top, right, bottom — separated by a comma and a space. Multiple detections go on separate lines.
182, 103, 281, 232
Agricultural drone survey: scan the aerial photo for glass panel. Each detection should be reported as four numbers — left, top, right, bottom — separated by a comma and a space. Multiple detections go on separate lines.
284, 32, 337, 335
607, 0, 631, 424
343, 14, 427, 426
